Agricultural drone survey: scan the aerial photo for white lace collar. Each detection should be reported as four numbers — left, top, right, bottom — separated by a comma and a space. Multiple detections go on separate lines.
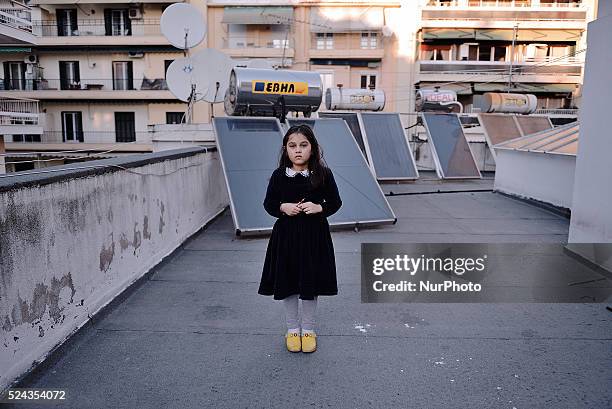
285, 167, 310, 177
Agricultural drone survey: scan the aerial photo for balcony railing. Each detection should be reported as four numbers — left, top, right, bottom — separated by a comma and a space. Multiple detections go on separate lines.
2, 78, 168, 91
426, 0, 583, 7
31, 19, 161, 37
0, 6, 33, 34
222, 36, 294, 49
419, 59, 583, 75
41, 130, 152, 143
0, 98, 39, 125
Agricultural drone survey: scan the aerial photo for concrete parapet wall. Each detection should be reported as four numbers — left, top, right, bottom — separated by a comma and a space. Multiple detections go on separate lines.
0, 147, 229, 392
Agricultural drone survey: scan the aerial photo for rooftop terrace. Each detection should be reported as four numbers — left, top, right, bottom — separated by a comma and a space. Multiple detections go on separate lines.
2, 157, 609, 408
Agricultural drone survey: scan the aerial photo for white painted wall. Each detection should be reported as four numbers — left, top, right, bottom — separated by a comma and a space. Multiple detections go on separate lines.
0, 149, 229, 393
494, 150, 575, 209
568, 7, 612, 242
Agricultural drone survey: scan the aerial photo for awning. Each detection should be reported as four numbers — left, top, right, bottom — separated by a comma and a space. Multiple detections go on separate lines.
0, 47, 32, 53
310, 7, 384, 33
418, 82, 472, 95
222, 6, 293, 25
423, 28, 582, 42
422, 28, 475, 40
474, 83, 577, 93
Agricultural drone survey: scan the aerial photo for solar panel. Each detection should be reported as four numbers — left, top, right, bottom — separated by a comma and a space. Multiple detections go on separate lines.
214, 116, 396, 236
514, 115, 553, 137
318, 112, 368, 161
213, 117, 285, 235
287, 118, 396, 225
359, 113, 419, 180
421, 113, 482, 179
478, 113, 523, 161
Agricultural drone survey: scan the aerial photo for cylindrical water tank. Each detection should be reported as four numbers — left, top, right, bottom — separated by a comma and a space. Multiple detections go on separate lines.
482, 93, 538, 114
324, 88, 385, 111
415, 89, 461, 112
224, 67, 323, 117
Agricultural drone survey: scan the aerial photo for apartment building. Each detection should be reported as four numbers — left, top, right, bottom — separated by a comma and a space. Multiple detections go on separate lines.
416, 0, 598, 114
0, 0, 597, 172
0, 0, 187, 172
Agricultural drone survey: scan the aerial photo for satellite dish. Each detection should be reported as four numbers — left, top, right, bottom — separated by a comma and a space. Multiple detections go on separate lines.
247, 59, 274, 69
166, 57, 208, 102
161, 3, 206, 49
191, 49, 235, 103
382, 25, 394, 37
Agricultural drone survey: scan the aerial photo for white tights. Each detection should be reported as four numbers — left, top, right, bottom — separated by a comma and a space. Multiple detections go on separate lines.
282, 294, 318, 332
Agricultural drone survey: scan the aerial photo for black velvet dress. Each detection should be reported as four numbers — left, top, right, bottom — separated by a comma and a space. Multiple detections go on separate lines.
258, 166, 342, 300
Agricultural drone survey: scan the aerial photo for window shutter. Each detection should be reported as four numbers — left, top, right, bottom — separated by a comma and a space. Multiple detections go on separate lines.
104, 9, 112, 36
127, 61, 133, 90
124, 10, 132, 35
70, 10, 78, 32
3, 62, 9, 90
74, 61, 80, 83
76, 112, 84, 142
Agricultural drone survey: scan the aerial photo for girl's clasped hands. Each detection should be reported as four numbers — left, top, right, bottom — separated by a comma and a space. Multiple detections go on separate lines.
280, 198, 323, 216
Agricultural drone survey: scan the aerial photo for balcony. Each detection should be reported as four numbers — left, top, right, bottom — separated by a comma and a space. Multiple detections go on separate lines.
422, 0, 587, 28
427, 0, 584, 6
0, 2, 36, 43
221, 36, 295, 58
419, 58, 583, 78
0, 97, 43, 136
1, 78, 176, 100
31, 19, 168, 46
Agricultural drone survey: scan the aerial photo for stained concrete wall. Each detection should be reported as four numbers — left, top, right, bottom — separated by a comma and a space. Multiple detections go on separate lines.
493, 150, 575, 210
568, 4, 612, 242
0, 147, 229, 393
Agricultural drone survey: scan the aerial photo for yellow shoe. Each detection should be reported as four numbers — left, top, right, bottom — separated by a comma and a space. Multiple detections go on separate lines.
286, 331, 301, 352
301, 332, 317, 353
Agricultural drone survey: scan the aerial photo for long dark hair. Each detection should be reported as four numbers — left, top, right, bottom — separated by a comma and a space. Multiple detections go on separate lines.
278, 124, 328, 188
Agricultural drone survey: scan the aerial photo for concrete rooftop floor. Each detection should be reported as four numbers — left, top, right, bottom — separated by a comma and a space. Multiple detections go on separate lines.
8, 176, 611, 409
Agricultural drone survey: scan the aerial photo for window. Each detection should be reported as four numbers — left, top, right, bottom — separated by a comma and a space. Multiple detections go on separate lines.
61, 111, 84, 142
316, 70, 334, 111
104, 9, 131, 36
493, 46, 506, 61
115, 112, 136, 142
3, 61, 25, 90
479, 46, 491, 61
57, 9, 78, 36
360, 74, 376, 89
112, 61, 133, 90
12, 134, 41, 143
421, 45, 451, 61
59, 61, 80, 90
316, 33, 333, 50
361, 32, 378, 49
460, 43, 504, 61
166, 112, 184, 124
164, 60, 174, 78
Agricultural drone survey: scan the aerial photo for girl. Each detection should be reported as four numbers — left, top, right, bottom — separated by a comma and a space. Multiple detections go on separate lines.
258, 124, 342, 353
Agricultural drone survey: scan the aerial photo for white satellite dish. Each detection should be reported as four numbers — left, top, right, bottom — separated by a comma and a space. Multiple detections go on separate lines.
191, 49, 235, 103
161, 3, 206, 49
382, 25, 394, 37
166, 57, 208, 102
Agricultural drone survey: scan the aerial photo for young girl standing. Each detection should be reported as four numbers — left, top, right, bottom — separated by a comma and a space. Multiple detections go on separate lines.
258, 124, 342, 353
